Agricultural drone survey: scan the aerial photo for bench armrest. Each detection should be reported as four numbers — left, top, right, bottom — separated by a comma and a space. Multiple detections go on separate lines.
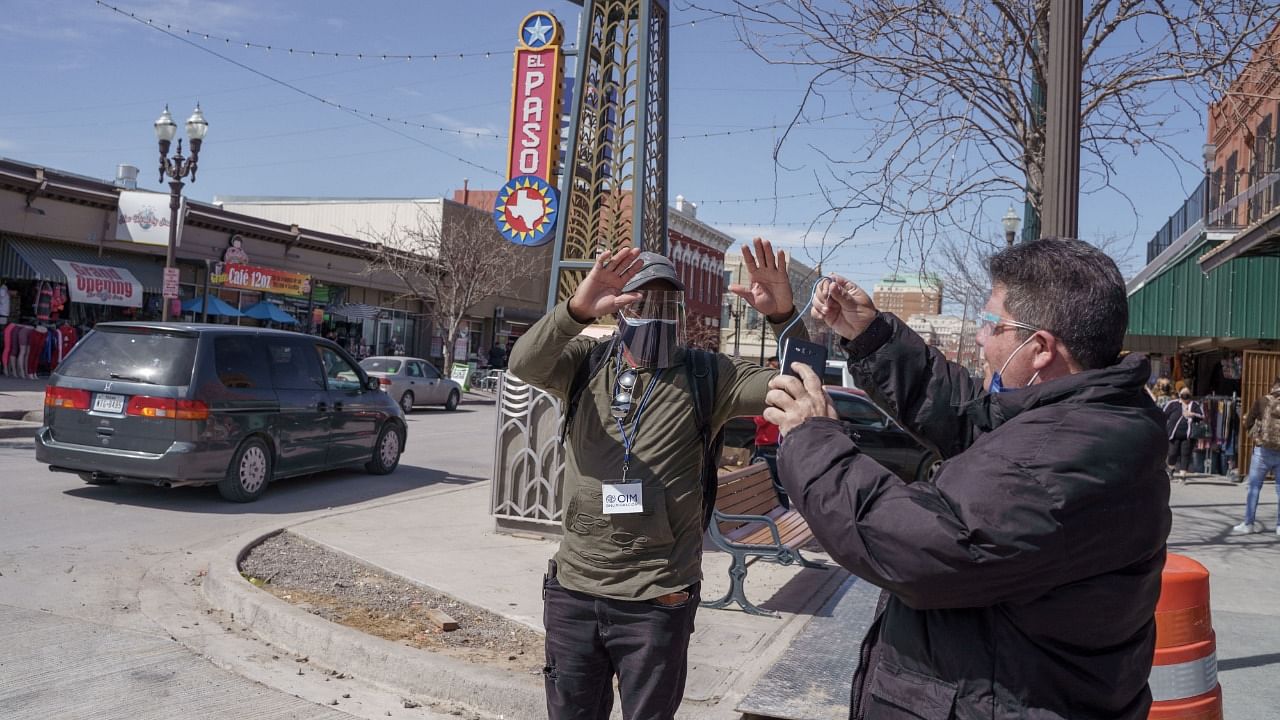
712, 510, 783, 547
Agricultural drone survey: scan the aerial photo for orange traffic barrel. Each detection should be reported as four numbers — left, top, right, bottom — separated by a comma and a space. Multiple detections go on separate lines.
1148, 553, 1222, 720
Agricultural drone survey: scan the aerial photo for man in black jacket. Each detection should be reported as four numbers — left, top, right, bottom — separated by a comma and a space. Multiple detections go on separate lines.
764, 238, 1171, 719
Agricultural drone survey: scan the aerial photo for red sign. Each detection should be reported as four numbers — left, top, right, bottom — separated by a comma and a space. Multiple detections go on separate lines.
506, 12, 564, 183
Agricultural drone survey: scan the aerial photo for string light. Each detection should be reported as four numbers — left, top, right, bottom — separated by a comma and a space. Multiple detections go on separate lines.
696, 190, 827, 205
106, 3, 504, 176
672, 111, 857, 140
96, 2, 504, 62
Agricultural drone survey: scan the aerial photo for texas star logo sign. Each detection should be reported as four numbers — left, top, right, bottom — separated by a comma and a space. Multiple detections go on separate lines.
494, 175, 558, 247
521, 12, 556, 49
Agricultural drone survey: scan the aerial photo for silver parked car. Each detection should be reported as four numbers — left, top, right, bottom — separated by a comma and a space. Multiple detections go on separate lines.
360, 356, 462, 413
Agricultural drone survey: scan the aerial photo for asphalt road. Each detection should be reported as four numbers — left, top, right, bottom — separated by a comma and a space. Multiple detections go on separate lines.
0, 398, 499, 720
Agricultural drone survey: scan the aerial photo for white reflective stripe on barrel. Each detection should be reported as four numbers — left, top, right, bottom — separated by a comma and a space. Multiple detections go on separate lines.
1149, 652, 1218, 702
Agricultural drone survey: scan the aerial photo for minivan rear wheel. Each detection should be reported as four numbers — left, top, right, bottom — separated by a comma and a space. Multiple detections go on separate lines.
365, 423, 403, 475
219, 437, 272, 502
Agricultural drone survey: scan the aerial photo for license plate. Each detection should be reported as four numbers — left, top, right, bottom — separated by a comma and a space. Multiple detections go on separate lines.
93, 393, 125, 414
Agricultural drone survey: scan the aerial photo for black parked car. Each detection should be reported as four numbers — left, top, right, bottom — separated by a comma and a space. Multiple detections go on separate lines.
36, 323, 407, 502
724, 387, 940, 484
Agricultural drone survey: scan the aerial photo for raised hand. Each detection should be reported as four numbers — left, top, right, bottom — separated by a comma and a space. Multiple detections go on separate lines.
728, 237, 795, 321
567, 246, 644, 322
812, 275, 878, 340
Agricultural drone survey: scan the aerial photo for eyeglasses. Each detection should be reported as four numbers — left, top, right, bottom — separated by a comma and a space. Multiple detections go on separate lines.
976, 310, 1040, 337
611, 369, 638, 419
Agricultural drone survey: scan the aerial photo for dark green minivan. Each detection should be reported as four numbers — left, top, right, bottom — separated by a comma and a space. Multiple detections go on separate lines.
36, 323, 407, 502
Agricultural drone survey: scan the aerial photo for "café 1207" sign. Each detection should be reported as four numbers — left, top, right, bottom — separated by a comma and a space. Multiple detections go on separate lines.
215, 263, 311, 297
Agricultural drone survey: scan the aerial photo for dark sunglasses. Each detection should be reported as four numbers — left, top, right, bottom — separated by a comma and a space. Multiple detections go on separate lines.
611, 369, 638, 419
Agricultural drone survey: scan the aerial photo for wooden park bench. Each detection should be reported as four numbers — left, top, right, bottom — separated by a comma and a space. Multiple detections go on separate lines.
702, 461, 826, 616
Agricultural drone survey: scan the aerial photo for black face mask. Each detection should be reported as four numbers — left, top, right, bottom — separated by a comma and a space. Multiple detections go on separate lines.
618, 317, 679, 368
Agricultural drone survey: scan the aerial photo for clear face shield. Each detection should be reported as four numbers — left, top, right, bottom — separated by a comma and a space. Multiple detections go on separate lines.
616, 290, 686, 368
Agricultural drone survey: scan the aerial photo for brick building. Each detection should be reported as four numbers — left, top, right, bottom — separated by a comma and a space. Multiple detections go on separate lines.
873, 273, 943, 319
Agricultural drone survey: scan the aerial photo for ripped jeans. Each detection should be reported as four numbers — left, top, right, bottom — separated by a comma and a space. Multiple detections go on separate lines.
542, 561, 699, 720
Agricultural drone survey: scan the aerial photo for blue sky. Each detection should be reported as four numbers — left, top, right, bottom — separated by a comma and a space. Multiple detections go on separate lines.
1, 0, 1215, 295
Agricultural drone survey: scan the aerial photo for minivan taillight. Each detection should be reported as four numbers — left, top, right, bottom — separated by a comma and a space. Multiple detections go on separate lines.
125, 396, 210, 420
45, 387, 91, 410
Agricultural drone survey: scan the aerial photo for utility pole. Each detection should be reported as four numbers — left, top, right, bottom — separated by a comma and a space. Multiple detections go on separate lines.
1041, 0, 1082, 239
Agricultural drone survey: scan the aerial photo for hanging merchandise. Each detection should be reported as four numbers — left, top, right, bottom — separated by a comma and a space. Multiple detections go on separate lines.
1221, 355, 1242, 380
35, 282, 53, 322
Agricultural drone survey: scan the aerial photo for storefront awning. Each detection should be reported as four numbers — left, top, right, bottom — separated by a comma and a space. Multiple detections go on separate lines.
327, 303, 380, 320
1199, 203, 1280, 273
0, 236, 165, 294
1127, 234, 1280, 340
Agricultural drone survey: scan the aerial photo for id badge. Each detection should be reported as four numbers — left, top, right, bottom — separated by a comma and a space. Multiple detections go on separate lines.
602, 481, 643, 514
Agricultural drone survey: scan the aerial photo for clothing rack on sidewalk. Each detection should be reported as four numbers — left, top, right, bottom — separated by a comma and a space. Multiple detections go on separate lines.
1197, 393, 1240, 480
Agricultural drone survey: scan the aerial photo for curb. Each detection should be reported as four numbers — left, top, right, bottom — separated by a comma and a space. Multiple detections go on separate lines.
203, 527, 546, 719
0, 420, 39, 439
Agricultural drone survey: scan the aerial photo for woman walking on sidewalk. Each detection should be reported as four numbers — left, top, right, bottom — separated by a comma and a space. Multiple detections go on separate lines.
1166, 388, 1204, 477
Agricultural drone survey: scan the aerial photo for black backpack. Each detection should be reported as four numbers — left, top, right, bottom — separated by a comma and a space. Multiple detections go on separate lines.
563, 338, 724, 530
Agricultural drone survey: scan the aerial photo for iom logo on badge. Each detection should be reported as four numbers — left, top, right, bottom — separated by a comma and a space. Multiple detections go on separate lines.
494, 175, 559, 247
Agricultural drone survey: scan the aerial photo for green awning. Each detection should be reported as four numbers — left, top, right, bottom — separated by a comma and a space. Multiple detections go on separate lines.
1128, 236, 1280, 339
0, 235, 165, 294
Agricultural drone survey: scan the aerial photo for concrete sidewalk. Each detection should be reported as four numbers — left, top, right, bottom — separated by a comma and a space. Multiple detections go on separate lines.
195, 468, 1280, 720
203, 480, 850, 720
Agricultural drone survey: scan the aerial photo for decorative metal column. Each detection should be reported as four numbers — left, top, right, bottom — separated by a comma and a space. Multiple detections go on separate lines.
546, 0, 670, 310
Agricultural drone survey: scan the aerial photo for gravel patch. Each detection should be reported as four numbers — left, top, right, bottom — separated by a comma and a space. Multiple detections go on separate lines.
240, 531, 543, 674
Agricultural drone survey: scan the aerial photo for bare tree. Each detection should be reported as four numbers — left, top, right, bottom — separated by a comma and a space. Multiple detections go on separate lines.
691, 0, 1278, 265
365, 206, 525, 370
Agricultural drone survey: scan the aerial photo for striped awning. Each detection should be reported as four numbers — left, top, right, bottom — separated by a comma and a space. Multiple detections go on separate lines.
327, 303, 380, 320
0, 235, 165, 294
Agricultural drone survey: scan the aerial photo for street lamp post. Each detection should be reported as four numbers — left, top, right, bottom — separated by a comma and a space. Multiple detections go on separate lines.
1002, 206, 1022, 247
1202, 142, 1217, 227
726, 299, 743, 357
153, 104, 208, 321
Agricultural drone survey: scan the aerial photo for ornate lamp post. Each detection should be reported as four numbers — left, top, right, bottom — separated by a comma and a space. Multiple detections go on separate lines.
1002, 206, 1022, 247
725, 297, 743, 357
153, 104, 208, 321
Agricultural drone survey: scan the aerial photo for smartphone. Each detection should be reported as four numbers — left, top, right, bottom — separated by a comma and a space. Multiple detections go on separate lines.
780, 338, 829, 379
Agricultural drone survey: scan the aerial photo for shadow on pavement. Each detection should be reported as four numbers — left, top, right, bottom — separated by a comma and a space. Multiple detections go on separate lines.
757, 564, 845, 617
1219, 652, 1280, 672
62, 462, 482, 515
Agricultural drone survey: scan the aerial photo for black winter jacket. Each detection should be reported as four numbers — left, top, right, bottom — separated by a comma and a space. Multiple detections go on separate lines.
778, 314, 1171, 720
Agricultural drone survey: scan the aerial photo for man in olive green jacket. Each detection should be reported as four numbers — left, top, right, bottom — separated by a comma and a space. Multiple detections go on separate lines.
509, 239, 802, 720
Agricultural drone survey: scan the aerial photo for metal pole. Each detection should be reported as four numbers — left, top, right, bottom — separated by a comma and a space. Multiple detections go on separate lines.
200, 259, 211, 323
1041, 0, 1082, 239
161, 179, 183, 321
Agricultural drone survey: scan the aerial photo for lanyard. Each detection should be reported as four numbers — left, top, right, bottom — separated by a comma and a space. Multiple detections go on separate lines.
615, 366, 664, 480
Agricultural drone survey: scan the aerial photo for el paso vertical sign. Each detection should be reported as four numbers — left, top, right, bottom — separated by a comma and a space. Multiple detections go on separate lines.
507, 11, 564, 183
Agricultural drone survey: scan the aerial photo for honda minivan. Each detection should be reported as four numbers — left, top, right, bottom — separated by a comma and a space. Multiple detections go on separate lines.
36, 323, 407, 502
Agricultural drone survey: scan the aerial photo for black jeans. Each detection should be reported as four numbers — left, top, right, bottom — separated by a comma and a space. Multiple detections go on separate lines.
1168, 437, 1193, 472
543, 563, 699, 720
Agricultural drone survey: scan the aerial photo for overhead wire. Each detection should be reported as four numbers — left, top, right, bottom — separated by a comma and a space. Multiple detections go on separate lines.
100, 2, 505, 176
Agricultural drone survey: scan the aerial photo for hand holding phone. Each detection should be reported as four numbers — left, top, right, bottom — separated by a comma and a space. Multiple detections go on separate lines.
780, 338, 828, 379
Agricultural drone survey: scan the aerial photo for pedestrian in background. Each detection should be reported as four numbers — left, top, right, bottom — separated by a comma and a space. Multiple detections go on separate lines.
509, 239, 802, 720
763, 238, 1170, 720
1150, 376, 1175, 408
750, 414, 785, 508
1166, 387, 1204, 477
1231, 376, 1280, 535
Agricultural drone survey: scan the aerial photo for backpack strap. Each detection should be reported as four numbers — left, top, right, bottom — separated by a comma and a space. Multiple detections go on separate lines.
561, 336, 617, 442
685, 349, 721, 530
